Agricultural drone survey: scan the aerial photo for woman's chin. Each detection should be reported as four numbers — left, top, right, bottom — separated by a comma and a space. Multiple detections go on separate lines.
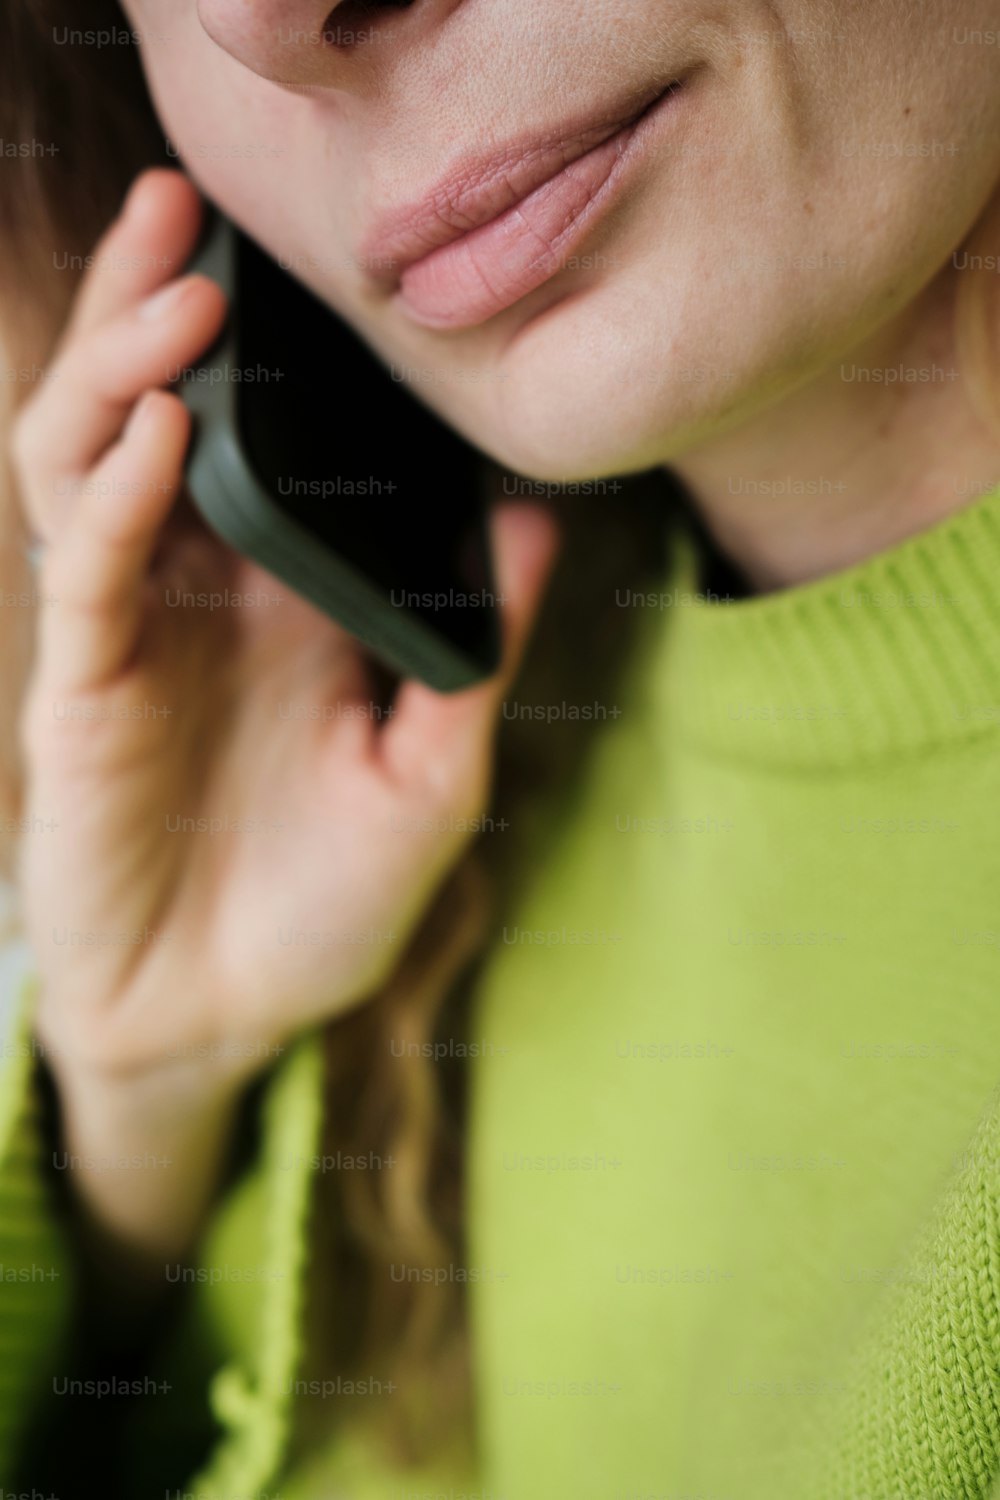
468, 335, 706, 485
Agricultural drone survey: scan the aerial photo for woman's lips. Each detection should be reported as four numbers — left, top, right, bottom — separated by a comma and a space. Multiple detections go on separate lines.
399, 127, 641, 329
361, 81, 686, 331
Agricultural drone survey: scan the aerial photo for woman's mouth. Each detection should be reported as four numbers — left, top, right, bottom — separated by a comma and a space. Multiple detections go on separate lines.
360, 78, 689, 330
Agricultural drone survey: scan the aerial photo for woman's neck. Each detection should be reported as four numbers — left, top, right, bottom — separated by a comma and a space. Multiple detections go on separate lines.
671, 269, 1000, 592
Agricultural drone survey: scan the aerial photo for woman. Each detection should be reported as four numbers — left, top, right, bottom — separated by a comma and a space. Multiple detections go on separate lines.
2, 0, 1000, 1495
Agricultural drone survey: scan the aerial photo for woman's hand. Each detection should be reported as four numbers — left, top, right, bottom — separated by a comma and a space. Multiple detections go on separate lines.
12, 169, 558, 1107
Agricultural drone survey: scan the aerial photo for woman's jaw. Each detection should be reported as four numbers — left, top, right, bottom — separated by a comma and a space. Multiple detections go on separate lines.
126, 0, 1000, 580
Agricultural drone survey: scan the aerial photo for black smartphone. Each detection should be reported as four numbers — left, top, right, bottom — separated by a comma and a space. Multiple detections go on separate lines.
179, 211, 501, 693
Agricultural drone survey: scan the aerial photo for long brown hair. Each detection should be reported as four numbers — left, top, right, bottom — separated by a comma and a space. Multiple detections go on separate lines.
0, 0, 673, 1467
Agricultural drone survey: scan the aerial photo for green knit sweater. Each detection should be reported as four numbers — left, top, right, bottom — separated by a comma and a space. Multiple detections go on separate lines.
6, 488, 1000, 1498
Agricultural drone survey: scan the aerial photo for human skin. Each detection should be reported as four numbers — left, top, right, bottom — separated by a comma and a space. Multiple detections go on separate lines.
13, 175, 557, 1275
124, 0, 1000, 580
12, 0, 1000, 1273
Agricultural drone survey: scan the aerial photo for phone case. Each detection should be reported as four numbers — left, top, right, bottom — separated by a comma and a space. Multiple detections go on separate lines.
180, 212, 501, 693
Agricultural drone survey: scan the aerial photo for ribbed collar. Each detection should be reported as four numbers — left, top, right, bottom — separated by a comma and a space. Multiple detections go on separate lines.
653, 484, 1000, 771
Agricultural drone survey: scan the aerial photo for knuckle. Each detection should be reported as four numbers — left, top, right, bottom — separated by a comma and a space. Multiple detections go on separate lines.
32, 563, 58, 615
17, 679, 56, 763
430, 753, 492, 824
84, 491, 148, 549
9, 404, 45, 484
42, 545, 120, 621
51, 574, 121, 624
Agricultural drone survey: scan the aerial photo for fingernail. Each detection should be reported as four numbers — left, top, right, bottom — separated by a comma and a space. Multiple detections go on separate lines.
120, 174, 148, 222
138, 278, 194, 321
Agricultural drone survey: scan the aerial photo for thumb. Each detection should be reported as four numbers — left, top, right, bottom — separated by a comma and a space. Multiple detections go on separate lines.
487, 501, 563, 694
380, 502, 561, 793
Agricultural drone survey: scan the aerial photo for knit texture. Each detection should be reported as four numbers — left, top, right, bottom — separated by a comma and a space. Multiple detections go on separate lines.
186, 1031, 323, 1497
7, 487, 1000, 1497
0, 979, 71, 1482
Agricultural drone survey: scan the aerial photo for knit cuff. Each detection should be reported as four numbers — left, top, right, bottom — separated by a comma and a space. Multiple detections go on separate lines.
0, 974, 73, 1484
186, 1030, 325, 1499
